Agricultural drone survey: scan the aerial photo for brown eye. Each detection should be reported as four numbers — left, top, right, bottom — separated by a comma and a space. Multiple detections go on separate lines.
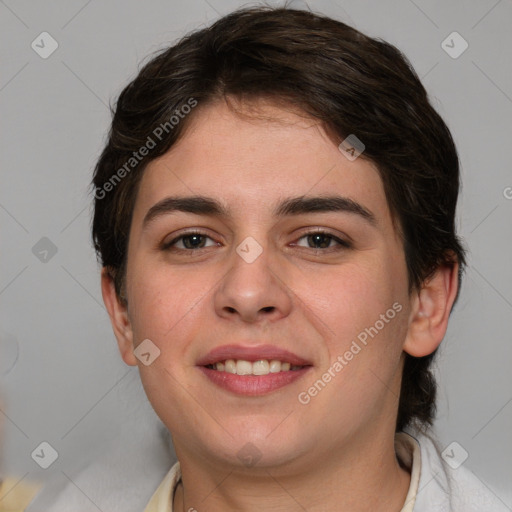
179, 234, 208, 249
295, 231, 350, 250
162, 231, 217, 251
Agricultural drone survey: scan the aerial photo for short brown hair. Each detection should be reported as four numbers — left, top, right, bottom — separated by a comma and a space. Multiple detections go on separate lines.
91, 6, 467, 431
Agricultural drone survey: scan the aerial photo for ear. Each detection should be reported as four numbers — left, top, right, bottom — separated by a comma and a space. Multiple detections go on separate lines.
403, 260, 460, 357
101, 268, 137, 366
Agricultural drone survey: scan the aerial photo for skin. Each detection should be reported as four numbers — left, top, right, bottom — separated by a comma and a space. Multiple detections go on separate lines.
102, 98, 459, 511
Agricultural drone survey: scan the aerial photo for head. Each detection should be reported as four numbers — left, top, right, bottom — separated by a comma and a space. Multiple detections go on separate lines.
93, 6, 466, 468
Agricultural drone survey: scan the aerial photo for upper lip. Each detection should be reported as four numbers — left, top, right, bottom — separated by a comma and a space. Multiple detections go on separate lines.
196, 344, 312, 367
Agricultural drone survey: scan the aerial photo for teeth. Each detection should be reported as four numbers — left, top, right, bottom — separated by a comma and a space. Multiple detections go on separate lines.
236, 360, 252, 375
212, 359, 303, 375
269, 359, 281, 373
252, 360, 269, 375
225, 359, 237, 374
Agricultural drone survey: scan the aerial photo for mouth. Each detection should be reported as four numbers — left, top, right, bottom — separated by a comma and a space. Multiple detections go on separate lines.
197, 344, 313, 395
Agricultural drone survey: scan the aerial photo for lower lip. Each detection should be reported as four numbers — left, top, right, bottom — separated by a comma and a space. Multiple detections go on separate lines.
198, 366, 311, 395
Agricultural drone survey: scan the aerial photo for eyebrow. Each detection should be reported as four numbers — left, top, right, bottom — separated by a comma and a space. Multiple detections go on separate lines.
142, 195, 377, 228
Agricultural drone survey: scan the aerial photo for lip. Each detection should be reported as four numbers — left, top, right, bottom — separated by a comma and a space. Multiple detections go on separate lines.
196, 344, 312, 367
198, 365, 312, 395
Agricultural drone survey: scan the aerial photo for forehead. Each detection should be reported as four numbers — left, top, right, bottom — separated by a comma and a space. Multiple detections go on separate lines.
133, 99, 395, 233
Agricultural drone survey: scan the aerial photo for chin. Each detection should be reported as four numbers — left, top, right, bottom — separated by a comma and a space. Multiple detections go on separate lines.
206, 426, 310, 470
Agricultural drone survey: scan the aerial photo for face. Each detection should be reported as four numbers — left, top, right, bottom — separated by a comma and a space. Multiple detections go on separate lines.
114, 99, 417, 472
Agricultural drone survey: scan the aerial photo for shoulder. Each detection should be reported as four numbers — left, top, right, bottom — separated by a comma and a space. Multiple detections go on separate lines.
406, 430, 510, 512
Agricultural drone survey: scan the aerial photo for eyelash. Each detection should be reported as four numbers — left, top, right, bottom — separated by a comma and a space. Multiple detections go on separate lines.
161, 229, 351, 253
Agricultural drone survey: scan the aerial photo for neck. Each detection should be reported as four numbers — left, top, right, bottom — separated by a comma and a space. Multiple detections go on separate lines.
172, 430, 411, 512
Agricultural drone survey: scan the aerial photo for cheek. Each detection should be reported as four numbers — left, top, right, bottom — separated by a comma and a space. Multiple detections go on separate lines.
126, 258, 211, 341
127, 266, 211, 419
297, 255, 409, 402
297, 294, 407, 440
304, 258, 403, 339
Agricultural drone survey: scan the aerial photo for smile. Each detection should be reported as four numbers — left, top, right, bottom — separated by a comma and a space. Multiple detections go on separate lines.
197, 344, 313, 395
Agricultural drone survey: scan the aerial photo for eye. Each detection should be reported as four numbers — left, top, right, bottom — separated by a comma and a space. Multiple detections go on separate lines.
161, 229, 350, 253
294, 230, 351, 250
162, 231, 218, 251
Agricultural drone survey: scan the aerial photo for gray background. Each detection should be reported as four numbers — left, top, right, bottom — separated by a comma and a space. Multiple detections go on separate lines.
1, 0, 511, 507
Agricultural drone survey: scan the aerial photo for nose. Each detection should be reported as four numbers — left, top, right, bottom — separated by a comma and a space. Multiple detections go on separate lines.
213, 240, 293, 324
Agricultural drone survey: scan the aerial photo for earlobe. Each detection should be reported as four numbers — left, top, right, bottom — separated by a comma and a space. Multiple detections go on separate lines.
403, 261, 460, 358
100, 268, 137, 366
